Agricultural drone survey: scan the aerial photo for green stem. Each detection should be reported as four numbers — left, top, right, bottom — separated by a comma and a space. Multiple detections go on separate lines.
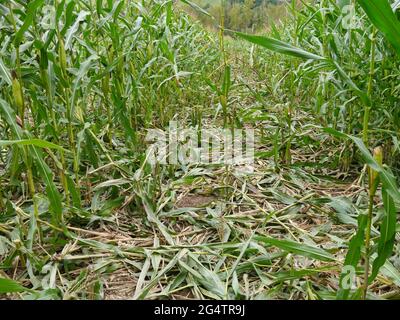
0, 176, 4, 211
219, 0, 228, 128
62, 70, 79, 189
362, 28, 376, 146
362, 193, 374, 300
9, 2, 42, 241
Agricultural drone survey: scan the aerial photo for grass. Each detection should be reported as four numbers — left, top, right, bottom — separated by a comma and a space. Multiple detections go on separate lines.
0, 0, 399, 300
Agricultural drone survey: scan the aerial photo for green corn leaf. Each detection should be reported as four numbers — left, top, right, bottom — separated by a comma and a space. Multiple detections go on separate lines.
235, 32, 326, 61
96, 0, 103, 15
0, 278, 30, 293
369, 187, 397, 282
14, 0, 45, 46
180, 0, 213, 18
0, 139, 68, 152
70, 54, 98, 116
0, 57, 12, 85
255, 235, 335, 262
166, 0, 173, 26
222, 65, 231, 97
30, 151, 63, 223
358, 0, 400, 56
337, 214, 368, 300
65, 10, 91, 50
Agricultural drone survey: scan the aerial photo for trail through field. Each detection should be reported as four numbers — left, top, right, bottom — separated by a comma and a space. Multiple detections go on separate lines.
53, 50, 398, 300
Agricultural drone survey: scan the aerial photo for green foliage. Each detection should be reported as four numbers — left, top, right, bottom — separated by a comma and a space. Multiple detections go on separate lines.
358, 0, 400, 56
187, 0, 289, 31
0, 278, 31, 294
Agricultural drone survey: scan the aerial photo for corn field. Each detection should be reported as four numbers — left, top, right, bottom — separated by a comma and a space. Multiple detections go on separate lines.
0, 0, 399, 300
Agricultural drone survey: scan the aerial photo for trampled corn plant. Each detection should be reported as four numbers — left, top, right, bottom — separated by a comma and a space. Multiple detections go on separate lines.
235, 0, 400, 299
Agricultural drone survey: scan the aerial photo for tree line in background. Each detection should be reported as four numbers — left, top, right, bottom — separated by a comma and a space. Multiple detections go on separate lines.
186, 0, 288, 32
